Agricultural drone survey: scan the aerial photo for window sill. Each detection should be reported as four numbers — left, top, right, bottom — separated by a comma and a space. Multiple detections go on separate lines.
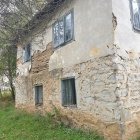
62, 105, 77, 108
53, 38, 75, 50
133, 26, 140, 34
22, 59, 31, 64
35, 103, 43, 107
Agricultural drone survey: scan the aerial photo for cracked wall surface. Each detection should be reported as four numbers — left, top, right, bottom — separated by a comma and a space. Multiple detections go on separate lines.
16, 46, 122, 139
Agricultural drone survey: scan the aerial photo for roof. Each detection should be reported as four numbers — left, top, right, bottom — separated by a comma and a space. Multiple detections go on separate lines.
16, 0, 65, 42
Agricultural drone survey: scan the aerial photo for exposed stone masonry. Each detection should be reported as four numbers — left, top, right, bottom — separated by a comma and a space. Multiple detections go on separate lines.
31, 42, 53, 73
112, 54, 140, 139
16, 43, 140, 140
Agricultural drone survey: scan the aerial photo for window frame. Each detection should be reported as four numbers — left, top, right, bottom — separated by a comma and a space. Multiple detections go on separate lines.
130, 0, 140, 32
52, 9, 74, 48
34, 84, 43, 106
61, 77, 77, 108
22, 43, 31, 63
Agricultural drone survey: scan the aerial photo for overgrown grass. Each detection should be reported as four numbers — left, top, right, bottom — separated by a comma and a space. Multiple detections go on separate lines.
0, 99, 103, 140
132, 136, 140, 140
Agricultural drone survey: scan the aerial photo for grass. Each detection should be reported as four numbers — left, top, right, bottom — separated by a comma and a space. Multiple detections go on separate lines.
0, 98, 103, 140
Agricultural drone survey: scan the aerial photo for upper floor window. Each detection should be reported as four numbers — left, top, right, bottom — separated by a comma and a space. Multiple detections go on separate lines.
130, 0, 140, 31
53, 10, 74, 48
23, 43, 31, 63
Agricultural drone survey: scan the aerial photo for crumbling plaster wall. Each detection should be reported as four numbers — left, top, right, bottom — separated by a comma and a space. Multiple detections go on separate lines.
17, 50, 124, 140
112, 0, 140, 58
47, 0, 113, 70
15, 0, 132, 139
16, 0, 114, 106
112, 0, 140, 139
15, 0, 140, 139
16, 51, 123, 140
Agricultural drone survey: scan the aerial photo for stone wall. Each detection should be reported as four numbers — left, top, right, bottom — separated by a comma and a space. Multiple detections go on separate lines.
15, 42, 54, 110
16, 43, 124, 140
48, 55, 122, 140
16, 42, 140, 140
112, 52, 140, 140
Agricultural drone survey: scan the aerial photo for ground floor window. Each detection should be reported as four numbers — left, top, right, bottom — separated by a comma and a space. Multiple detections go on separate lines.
34, 85, 43, 106
61, 78, 77, 107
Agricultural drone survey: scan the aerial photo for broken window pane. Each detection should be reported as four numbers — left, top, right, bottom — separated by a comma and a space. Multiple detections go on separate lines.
65, 12, 73, 42
131, 0, 140, 30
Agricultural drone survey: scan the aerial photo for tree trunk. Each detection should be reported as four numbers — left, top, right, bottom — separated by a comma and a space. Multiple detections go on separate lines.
7, 47, 16, 101
10, 82, 15, 101
0, 88, 2, 99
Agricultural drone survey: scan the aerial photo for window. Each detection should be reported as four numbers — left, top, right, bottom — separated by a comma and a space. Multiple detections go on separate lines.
23, 43, 31, 63
130, 0, 140, 30
61, 78, 77, 107
35, 85, 43, 106
53, 10, 74, 48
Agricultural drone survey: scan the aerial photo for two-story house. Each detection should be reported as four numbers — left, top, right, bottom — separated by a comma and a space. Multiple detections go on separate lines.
15, 0, 140, 139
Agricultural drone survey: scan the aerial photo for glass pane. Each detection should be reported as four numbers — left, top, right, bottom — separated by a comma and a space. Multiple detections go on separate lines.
62, 78, 76, 106
25, 44, 31, 61
35, 87, 38, 105
27, 44, 31, 60
35, 86, 43, 105
71, 79, 76, 105
66, 80, 69, 105
59, 18, 64, 45
38, 86, 43, 104
53, 22, 59, 47
65, 12, 73, 42
22, 48, 26, 62
132, 0, 140, 30
25, 47, 28, 62
62, 80, 68, 106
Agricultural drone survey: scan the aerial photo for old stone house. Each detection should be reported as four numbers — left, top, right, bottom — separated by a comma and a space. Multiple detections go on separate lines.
15, 0, 140, 139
